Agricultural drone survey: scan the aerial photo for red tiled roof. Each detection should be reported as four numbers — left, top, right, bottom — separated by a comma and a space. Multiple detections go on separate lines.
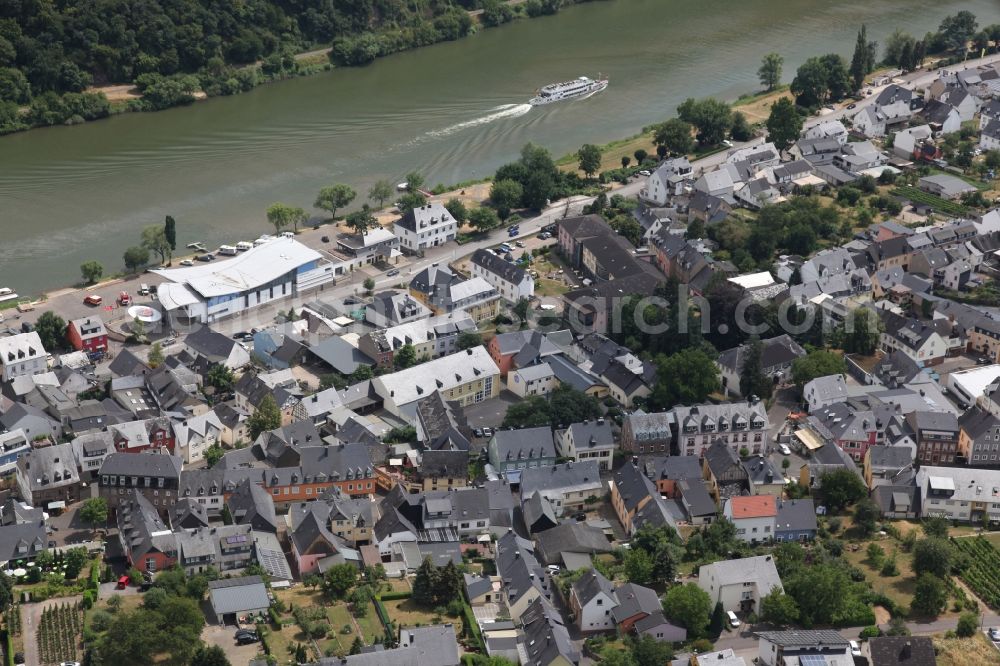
729, 495, 777, 519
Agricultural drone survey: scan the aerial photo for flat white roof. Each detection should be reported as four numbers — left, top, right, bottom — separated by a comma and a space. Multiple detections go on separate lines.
374, 345, 499, 407
948, 365, 1000, 400
450, 276, 496, 301
156, 283, 201, 311
728, 271, 775, 290
928, 475, 956, 491
153, 238, 323, 298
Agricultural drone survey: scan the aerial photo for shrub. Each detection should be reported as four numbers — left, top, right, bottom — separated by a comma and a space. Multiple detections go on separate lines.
859, 626, 881, 639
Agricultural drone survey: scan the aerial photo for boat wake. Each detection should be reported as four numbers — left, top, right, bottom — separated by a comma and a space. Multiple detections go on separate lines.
426, 104, 533, 138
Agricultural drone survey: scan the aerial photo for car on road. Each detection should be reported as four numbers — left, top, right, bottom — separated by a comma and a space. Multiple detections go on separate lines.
638, 170, 651, 176
83, 294, 102, 306
59, 662, 81, 666
482, 427, 493, 438
779, 443, 791, 456
989, 627, 1000, 642
118, 291, 132, 306
850, 641, 862, 657
13, 653, 24, 666
473, 428, 484, 438
847, 103, 857, 109
232, 331, 249, 340
722, 139, 733, 148
321, 235, 330, 243
179, 259, 194, 266
508, 228, 520, 237
515, 241, 525, 248
162, 337, 176, 346
195, 253, 215, 262
387, 268, 400, 277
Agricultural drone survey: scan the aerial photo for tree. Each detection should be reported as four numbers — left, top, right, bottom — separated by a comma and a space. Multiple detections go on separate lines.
368, 179, 394, 208
939, 11, 978, 55
912, 573, 948, 616
468, 206, 501, 232
843, 307, 881, 355
677, 97, 733, 146
957, 611, 979, 637
819, 468, 866, 510
394, 344, 417, 369
730, 111, 752, 142
739, 337, 772, 400
444, 198, 468, 223
315, 183, 357, 219
622, 547, 655, 585
247, 394, 282, 439
191, 645, 232, 666
766, 97, 803, 152
163, 215, 177, 253
266, 202, 307, 234
363, 277, 376, 293
147, 342, 164, 368
758, 53, 783, 91
708, 602, 727, 639
631, 634, 674, 666
791, 350, 845, 391
791, 57, 829, 107
653, 118, 695, 155
456, 331, 483, 350
397, 191, 427, 212
0, 571, 11, 613
350, 636, 365, 655
634, 149, 648, 165
204, 444, 224, 468
346, 204, 377, 235
123, 245, 150, 273
141, 225, 172, 265
577, 143, 602, 179
784, 562, 850, 626
404, 171, 424, 193
34, 311, 67, 351
621, 156, 631, 169
80, 260, 103, 285
853, 498, 881, 537
207, 364, 234, 391
850, 25, 875, 91
760, 588, 799, 626
662, 583, 712, 637
912, 538, 952, 578
80, 497, 108, 535
649, 348, 720, 408
490, 179, 524, 219
921, 517, 950, 539
323, 563, 357, 599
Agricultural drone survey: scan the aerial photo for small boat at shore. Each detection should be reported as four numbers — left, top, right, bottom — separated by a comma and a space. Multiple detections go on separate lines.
0, 288, 18, 303
186, 241, 206, 251
529, 75, 608, 105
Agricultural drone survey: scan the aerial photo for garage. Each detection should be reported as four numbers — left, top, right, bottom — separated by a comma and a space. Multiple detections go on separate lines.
208, 576, 271, 626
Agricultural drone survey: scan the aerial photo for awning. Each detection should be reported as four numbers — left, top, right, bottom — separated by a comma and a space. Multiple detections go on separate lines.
794, 428, 824, 451
47, 501, 66, 510
477, 534, 492, 543
504, 470, 522, 484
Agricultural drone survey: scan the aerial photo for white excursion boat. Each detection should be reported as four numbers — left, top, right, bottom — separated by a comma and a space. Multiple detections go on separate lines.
529, 75, 608, 105
0, 288, 18, 303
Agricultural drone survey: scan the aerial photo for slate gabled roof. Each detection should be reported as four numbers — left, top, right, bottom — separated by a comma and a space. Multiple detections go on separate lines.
471, 248, 529, 285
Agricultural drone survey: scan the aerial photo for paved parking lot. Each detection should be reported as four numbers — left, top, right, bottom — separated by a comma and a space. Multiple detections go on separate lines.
463, 392, 520, 430
202, 623, 265, 665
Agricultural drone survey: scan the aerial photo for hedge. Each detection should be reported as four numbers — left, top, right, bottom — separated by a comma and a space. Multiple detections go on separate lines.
268, 605, 284, 628
378, 591, 412, 601
462, 602, 483, 651
370, 588, 393, 634
89, 563, 100, 592
3, 629, 12, 666
256, 622, 271, 655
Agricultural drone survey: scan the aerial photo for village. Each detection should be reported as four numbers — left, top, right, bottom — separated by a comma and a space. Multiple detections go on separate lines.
12, 43, 1000, 666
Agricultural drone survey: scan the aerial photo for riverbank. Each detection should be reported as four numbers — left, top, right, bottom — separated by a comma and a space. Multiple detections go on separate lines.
1, 0, 601, 138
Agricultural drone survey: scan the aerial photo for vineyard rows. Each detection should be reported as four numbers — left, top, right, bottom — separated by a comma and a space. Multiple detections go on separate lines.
37, 602, 82, 666
952, 536, 1000, 609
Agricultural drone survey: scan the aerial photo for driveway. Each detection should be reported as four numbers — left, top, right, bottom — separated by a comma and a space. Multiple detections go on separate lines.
20, 595, 83, 666
201, 623, 265, 665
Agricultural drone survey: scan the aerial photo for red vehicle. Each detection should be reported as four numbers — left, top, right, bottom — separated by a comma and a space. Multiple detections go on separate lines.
118, 291, 131, 306
83, 294, 102, 306
116, 575, 129, 589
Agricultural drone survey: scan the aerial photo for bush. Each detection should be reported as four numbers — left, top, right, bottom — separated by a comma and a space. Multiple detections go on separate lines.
956, 611, 978, 637
378, 590, 412, 601
859, 626, 881, 639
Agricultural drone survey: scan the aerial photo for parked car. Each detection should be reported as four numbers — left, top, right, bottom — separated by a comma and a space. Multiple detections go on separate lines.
989, 626, 1000, 642
850, 641, 862, 657
232, 331, 249, 340
118, 291, 132, 306
847, 103, 857, 109
538, 232, 551, 240
727, 611, 740, 628
83, 294, 102, 306
235, 630, 259, 645
179, 259, 194, 266
13, 653, 24, 666
387, 268, 400, 277
162, 337, 176, 346
515, 241, 525, 248
473, 428, 484, 438
638, 170, 651, 176
574, 512, 587, 522
722, 139, 733, 148
195, 253, 215, 262
482, 427, 493, 438
321, 235, 330, 243
779, 443, 791, 456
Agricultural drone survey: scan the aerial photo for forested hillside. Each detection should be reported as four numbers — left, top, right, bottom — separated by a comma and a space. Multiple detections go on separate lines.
0, 0, 570, 134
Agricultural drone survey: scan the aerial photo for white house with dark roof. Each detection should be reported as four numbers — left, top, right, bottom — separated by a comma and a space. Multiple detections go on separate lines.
470, 249, 534, 302
0, 331, 47, 381
569, 569, 616, 633
802, 374, 848, 413
488, 426, 558, 477
716, 335, 805, 399
519, 461, 604, 517
183, 326, 251, 370
373, 346, 500, 418
670, 400, 770, 458
698, 554, 783, 614
393, 203, 457, 253
554, 420, 615, 470
981, 119, 1000, 152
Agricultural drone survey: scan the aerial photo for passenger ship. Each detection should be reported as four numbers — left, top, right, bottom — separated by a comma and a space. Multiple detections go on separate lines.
529, 75, 608, 105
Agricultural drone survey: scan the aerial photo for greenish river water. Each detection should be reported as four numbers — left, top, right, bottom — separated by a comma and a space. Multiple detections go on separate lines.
2, 0, 1000, 294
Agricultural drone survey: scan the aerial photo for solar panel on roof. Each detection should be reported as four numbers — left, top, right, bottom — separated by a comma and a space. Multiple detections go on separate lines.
797, 655, 827, 666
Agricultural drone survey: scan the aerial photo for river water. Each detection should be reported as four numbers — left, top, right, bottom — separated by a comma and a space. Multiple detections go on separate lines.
2, 0, 1000, 294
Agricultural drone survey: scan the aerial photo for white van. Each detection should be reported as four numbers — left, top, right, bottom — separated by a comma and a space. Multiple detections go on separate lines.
218, 245, 238, 256
727, 611, 740, 628
138, 283, 150, 296
280, 231, 295, 238
236, 241, 253, 252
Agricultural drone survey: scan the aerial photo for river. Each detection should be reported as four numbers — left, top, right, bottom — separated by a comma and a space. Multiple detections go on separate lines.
2, 0, 1000, 295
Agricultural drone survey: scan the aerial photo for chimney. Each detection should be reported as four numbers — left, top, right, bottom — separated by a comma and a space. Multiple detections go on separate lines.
901, 642, 911, 659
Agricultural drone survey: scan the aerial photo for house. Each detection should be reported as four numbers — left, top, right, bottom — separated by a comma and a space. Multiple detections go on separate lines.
67, 317, 108, 353
470, 249, 534, 303
773, 498, 817, 542
365, 291, 431, 329
98, 452, 183, 513
487, 330, 561, 377
723, 495, 776, 544
0, 403, 62, 442
864, 446, 915, 489
743, 456, 785, 496
610, 582, 664, 634
411, 450, 469, 492
803, 120, 848, 144
495, 531, 550, 621
488, 426, 558, 478
0, 429, 30, 476
670, 400, 770, 458
409, 265, 501, 323
523, 491, 558, 534
980, 120, 1000, 151
359, 311, 475, 369
172, 411, 223, 464
373, 346, 500, 419
519, 461, 604, 517
208, 576, 271, 625
335, 226, 400, 265
0, 518, 47, 566
214, 403, 249, 447
518, 597, 579, 666
880, 311, 948, 367
394, 203, 457, 254
633, 612, 687, 644
0, 332, 47, 381
906, 411, 959, 465
610, 462, 668, 535
702, 440, 747, 499
15, 443, 81, 509
226, 478, 279, 533
756, 630, 851, 666
110, 417, 175, 454
183, 325, 251, 370
640, 157, 693, 205
507, 363, 561, 398
693, 168, 736, 198
698, 555, 783, 614
920, 99, 962, 134
288, 499, 363, 574
716, 335, 805, 398
314, 625, 460, 666
557, 215, 656, 283
833, 140, 886, 174
534, 521, 613, 566
917, 465, 1000, 523
554, 420, 615, 470
802, 374, 848, 413
621, 410, 674, 454
918, 174, 977, 201
116, 490, 178, 573
867, 636, 937, 666
892, 125, 934, 160
569, 569, 616, 633
414, 389, 473, 452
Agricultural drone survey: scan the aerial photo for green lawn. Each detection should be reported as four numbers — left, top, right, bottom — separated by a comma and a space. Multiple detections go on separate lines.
382, 599, 463, 636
